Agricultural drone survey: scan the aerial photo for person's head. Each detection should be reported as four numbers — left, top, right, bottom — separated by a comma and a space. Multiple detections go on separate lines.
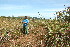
25, 16, 28, 19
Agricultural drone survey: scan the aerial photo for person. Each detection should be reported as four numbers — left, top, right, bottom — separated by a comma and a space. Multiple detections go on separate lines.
22, 16, 29, 34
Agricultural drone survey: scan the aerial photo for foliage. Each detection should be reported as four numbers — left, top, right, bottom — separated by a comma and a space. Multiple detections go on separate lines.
0, 17, 70, 47
56, 7, 70, 22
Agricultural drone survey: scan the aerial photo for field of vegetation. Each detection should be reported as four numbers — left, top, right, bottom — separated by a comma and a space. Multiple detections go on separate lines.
0, 17, 70, 47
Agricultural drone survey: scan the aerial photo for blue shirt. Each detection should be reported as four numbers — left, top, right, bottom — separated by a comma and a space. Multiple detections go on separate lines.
22, 19, 29, 26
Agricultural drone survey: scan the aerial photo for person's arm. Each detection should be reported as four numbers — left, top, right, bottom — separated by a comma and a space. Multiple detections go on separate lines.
22, 20, 26, 23
22, 19, 29, 23
22, 22, 26, 23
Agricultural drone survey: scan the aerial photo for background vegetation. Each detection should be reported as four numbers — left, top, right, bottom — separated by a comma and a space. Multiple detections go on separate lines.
0, 7, 70, 47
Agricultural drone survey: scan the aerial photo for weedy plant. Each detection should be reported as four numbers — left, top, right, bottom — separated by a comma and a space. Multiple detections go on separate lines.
0, 16, 70, 47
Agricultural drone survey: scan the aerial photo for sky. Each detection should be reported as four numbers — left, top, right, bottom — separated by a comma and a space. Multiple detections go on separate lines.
0, 0, 70, 19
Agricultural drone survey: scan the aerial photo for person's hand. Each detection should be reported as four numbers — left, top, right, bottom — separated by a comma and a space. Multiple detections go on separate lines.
23, 22, 26, 23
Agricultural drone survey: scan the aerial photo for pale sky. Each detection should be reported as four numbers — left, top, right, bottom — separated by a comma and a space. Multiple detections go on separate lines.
0, 0, 70, 19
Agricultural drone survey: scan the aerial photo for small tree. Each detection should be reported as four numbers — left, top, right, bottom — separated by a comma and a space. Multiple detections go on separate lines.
56, 6, 70, 22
